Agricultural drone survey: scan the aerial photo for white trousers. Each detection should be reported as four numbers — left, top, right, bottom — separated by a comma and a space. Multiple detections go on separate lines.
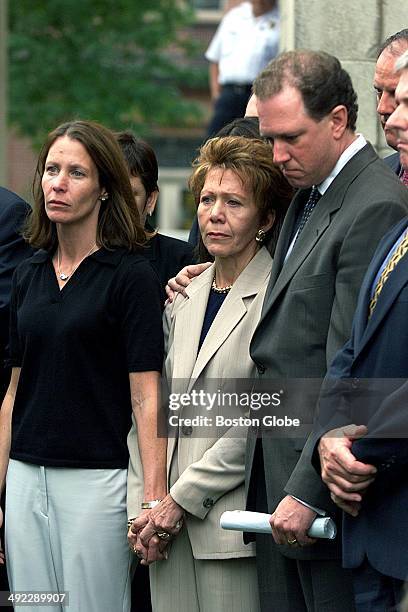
6, 460, 132, 612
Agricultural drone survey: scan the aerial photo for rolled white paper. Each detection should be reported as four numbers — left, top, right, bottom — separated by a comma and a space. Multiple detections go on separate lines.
220, 510, 336, 539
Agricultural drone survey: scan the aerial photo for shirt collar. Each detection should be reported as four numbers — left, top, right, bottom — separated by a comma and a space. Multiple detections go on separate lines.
318, 134, 367, 195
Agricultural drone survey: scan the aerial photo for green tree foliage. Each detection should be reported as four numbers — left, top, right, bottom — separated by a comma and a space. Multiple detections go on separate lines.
9, 0, 204, 145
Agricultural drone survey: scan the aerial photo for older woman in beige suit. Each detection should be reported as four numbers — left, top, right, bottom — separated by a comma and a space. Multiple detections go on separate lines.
128, 136, 292, 612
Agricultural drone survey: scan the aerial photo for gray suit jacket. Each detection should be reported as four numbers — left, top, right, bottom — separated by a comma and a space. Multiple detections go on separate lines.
245, 142, 408, 560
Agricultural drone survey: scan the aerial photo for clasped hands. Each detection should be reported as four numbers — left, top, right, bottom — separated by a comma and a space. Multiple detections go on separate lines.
128, 494, 184, 565
318, 424, 377, 516
269, 424, 377, 545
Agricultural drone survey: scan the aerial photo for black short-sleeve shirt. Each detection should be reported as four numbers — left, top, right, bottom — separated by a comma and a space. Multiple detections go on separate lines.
8, 247, 164, 469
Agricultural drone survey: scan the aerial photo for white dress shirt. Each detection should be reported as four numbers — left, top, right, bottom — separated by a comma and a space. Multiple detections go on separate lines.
205, 2, 279, 85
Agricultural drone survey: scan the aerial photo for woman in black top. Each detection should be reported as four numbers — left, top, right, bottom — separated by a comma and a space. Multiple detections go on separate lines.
0, 120, 166, 612
117, 131, 194, 301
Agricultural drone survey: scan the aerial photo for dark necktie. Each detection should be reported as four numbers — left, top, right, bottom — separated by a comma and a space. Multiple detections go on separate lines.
401, 169, 408, 187
293, 187, 321, 245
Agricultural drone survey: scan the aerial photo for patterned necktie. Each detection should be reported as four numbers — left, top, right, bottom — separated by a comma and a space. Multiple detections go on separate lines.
401, 169, 408, 187
368, 227, 408, 317
293, 187, 321, 245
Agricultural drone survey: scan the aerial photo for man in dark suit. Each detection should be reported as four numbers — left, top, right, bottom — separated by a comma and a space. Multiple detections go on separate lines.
374, 29, 408, 175
245, 50, 408, 611
0, 187, 32, 396
0, 186, 31, 609
316, 50, 408, 612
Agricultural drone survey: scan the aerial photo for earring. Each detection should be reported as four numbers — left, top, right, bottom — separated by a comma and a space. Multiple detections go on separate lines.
100, 193, 108, 201
255, 228, 266, 243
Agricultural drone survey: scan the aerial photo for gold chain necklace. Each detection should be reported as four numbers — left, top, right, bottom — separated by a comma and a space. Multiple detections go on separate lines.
57, 243, 97, 281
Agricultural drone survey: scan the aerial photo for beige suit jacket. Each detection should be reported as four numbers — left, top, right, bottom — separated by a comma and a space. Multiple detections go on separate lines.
127, 247, 272, 559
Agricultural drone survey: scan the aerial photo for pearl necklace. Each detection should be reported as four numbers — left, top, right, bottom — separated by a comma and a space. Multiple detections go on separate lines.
57, 243, 97, 281
212, 275, 233, 294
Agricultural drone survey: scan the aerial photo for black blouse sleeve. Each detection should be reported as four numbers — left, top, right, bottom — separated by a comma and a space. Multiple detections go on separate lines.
114, 258, 164, 373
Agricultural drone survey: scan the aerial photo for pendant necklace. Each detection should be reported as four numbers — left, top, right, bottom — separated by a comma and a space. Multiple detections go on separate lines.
57, 243, 97, 282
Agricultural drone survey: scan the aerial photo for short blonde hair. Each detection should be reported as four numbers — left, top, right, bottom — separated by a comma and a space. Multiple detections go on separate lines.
189, 135, 293, 260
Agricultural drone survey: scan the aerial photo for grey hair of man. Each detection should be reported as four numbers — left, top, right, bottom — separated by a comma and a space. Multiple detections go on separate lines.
396, 49, 408, 72
377, 29, 408, 59
253, 50, 358, 131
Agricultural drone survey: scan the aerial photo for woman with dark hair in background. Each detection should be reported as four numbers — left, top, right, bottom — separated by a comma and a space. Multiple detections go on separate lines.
0, 120, 166, 612
117, 131, 194, 301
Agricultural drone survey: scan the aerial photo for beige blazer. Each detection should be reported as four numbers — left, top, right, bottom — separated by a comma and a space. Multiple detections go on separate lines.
127, 247, 272, 560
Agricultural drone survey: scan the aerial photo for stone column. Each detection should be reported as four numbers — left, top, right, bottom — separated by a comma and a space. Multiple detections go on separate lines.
279, 0, 404, 157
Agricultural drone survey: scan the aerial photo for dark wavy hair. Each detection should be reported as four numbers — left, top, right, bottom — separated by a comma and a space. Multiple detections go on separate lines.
254, 50, 358, 131
27, 120, 146, 250
216, 117, 260, 139
116, 131, 159, 199
189, 135, 293, 261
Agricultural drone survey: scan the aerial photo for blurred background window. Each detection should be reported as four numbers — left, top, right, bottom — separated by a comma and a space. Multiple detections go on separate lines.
193, 0, 222, 8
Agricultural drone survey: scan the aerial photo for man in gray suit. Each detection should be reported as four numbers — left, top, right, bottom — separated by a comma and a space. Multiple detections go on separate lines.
374, 29, 408, 175
245, 50, 408, 611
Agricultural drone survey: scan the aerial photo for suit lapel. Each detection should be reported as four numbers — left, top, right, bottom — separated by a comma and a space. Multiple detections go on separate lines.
259, 143, 379, 322
169, 265, 214, 384
271, 190, 306, 275
260, 189, 305, 315
351, 222, 406, 344
165, 269, 215, 477
189, 248, 272, 389
268, 190, 337, 303
354, 219, 408, 358
189, 294, 247, 388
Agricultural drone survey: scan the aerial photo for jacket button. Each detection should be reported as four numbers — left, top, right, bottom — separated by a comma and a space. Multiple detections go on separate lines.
257, 363, 265, 375
202, 497, 214, 509
351, 378, 360, 389
181, 425, 193, 436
